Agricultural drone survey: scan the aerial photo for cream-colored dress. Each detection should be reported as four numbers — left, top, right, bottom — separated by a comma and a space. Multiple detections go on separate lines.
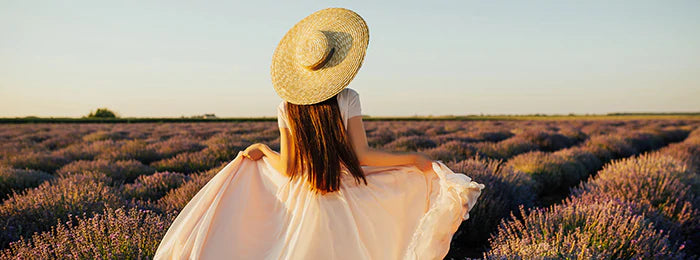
154, 88, 485, 260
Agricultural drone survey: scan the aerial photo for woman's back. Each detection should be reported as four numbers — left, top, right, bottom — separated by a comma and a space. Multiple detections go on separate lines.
277, 87, 367, 194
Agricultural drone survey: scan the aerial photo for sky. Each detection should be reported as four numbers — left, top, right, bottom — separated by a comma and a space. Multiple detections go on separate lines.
1, 0, 699, 118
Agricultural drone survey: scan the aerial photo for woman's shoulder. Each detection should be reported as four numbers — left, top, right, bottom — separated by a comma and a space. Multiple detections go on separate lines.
341, 87, 362, 118
339, 87, 359, 100
344, 87, 358, 95
278, 100, 287, 113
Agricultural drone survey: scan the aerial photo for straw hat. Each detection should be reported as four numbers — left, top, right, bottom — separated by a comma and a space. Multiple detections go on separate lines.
271, 8, 369, 105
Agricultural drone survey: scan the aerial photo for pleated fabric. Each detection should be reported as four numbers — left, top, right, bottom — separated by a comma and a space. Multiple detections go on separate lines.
154, 150, 484, 260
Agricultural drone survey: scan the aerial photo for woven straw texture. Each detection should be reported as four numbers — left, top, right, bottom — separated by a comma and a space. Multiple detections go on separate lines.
271, 8, 369, 105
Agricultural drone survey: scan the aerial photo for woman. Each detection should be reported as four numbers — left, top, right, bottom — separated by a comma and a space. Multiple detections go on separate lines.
243, 87, 435, 195
154, 8, 484, 260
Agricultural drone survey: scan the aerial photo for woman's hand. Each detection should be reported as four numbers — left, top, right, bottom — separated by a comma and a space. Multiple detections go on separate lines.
242, 143, 265, 161
413, 152, 433, 172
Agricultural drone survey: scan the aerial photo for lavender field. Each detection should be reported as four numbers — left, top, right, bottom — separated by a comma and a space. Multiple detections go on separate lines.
0, 119, 698, 259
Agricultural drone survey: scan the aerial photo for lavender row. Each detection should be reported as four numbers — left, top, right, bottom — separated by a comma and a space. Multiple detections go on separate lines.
483, 128, 700, 259
506, 126, 691, 198
418, 128, 588, 164
443, 125, 695, 258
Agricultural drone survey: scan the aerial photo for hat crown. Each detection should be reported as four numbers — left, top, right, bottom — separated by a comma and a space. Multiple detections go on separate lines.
295, 30, 333, 70
271, 8, 369, 105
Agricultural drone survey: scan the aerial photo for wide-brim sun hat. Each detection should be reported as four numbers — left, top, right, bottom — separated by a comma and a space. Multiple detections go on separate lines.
271, 8, 369, 105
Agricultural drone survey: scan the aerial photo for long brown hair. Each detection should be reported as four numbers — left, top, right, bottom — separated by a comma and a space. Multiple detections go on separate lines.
285, 94, 367, 195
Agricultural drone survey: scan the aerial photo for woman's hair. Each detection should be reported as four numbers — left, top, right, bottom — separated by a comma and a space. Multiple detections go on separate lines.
285, 94, 367, 195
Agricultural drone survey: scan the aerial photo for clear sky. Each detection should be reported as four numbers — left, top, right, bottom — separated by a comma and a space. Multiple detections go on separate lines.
1, 0, 699, 117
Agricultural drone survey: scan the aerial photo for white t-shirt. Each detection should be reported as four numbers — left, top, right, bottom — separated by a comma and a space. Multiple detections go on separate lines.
277, 87, 362, 131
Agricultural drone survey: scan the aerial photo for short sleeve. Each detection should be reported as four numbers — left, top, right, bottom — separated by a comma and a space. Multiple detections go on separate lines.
277, 101, 289, 128
346, 88, 362, 119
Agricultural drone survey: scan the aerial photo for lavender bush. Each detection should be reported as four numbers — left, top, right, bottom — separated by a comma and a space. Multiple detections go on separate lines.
571, 153, 699, 249
420, 141, 474, 163
0, 206, 176, 259
622, 130, 665, 152
485, 200, 688, 259
150, 150, 220, 174
558, 127, 588, 143
147, 135, 206, 159
445, 158, 536, 257
515, 129, 581, 152
0, 173, 122, 247
468, 130, 514, 142
81, 130, 130, 142
429, 132, 478, 144
554, 146, 603, 173
57, 159, 155, 184
383, 135, 437, 152
154, 161, 228, 213
471, 137, 539, 160
657, 128, 700, 173
37, 133, 81, 151
122, 171, 189, 201
583, 134, 638, 161
0, 166, 53, 200
365, 127, 396, 147
2, 151, 69, 173
507, 151, 588, 196
96, 139, 161, 164
51, 139, 116, 161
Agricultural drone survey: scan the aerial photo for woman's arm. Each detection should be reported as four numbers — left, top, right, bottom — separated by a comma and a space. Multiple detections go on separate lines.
249, 126, 292, 175
248, 117, 429, 174
346, 116, 423, 168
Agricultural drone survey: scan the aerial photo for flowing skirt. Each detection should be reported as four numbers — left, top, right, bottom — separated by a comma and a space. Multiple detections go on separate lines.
154, 151, 484, 260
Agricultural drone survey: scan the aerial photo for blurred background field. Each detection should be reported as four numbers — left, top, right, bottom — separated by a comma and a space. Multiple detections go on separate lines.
0, 118, 698, 259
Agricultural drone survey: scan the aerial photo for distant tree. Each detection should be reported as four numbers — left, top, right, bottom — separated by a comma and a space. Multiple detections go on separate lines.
85, 108, 118, 118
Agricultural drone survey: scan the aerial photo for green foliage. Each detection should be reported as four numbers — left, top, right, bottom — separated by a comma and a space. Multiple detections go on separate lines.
85, 108, 118, 118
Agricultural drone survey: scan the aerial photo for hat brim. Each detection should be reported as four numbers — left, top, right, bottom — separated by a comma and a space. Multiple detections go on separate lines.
271, 8, 369, 105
